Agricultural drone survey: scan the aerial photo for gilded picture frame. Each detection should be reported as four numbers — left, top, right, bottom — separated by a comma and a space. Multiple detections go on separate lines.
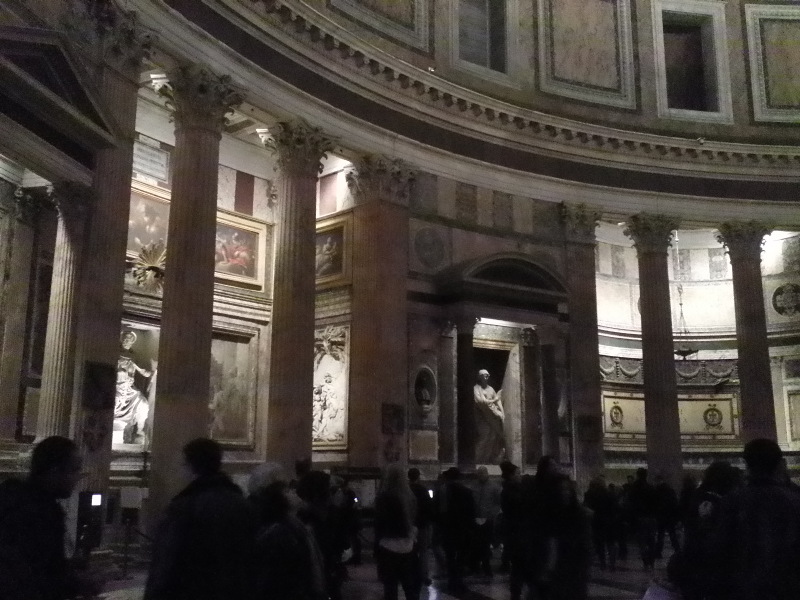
315, 215, 351, 288
214, 209, 271, 291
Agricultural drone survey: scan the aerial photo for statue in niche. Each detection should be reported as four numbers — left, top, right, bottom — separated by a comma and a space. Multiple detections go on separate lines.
474, 369, 505, 463
114, 331, 154, 445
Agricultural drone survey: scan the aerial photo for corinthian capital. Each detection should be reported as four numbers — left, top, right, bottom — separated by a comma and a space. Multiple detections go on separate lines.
160, 65, 244, 135
716, 221, 773, 263
560, 202, 601, 243
62, 0, 153, 74
262, 120, 335, 176
623, 213, 680, 255
345, 155, 416, 205
47, 182, 94, 222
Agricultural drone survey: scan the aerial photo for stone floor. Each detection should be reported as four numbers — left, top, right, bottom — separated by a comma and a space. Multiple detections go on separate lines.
100, 553, 671, 600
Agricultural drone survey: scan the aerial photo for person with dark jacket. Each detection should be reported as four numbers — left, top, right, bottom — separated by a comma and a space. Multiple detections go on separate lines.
434, 467, 475, 593
709, 439, 800, 600
408, 467, 433, 585
654, 474, 681, 558
144, 438, 257, 600
549, 475, 592, 600
0, 436, 97, 600
583, 476, 617, 570
627, 467, 659, 571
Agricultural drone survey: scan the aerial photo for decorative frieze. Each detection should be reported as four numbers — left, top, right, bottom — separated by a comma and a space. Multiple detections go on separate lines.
716, 221, 773, 264
160, 64, 244, 134
560, 202, 601, 243
624, 213, 680, 255
600, 355, 738, 386
345, 155, 416, 205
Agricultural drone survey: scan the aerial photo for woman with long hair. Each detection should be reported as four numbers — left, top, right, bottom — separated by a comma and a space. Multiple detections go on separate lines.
374, 463, 421, 600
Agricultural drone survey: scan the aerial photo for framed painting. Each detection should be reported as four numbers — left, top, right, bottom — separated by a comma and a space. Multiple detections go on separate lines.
209, 331, 258, 449
312, 323, 350, 449
126, 184, 170, 258
315, 215, 351, 288
215, 209, 270, 291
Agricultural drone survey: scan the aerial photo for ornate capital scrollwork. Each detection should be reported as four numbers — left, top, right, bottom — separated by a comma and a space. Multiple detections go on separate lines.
159, 64, 244, 135
12, 187, 49, 225
345, 155, 416, 205
520, 327, 538, 347
623, 213, 680, 255
560, 202, 601, 243
716, 221, 773, 264
47, 182, 94, 222
62, 0, 153, 74
261, 120, 335, 176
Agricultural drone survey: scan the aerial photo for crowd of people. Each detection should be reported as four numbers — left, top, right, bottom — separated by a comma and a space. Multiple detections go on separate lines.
3, 435, 800, 600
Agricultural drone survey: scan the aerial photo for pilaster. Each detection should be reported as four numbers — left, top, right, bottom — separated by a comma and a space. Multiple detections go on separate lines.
347, 155, 414, 466
561, 203, 604, 489
455, 314, 477, 469
625, 213, 683, 486
717, 221, 776, 442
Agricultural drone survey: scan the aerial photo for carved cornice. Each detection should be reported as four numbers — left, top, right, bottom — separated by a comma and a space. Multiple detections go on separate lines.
624, 213, 680, 255
345, 155, 416, 205
238, 0, 800, 176
716, 221, 773, 263
261, 119, 334, 176
560, 202, 601, 244
159, 64, 244, 135
61, 0, 153, 75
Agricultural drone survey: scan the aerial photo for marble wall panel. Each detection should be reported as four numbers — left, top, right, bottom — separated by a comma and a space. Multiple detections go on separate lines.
761, 20, 800, 109
330, 0, 429, 51
410, 172, 439, 215
511, 195, 533, 235
217, 165, 236, 212
708, 248, 727, 280
492, 191, 514, 231
455, 182, 478, 224
476, 186, 493, 228
611, 245, 626, 278
253, 176, 276, 223
783, 237, 800, 274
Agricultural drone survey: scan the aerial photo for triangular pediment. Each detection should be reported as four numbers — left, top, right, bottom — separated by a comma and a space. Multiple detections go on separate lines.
0, 26, 117, 157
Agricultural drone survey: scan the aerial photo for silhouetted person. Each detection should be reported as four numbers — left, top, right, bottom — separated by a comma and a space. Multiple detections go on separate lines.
375, 464, 421, 600
549, 475, 591, 600
710, 439, 800, 600
627, 467, 658, 571
584, 476, 617, 570
499, 461, 525, 600
654, 474, 680, 558
408, 468, 433, 585
434, 467, 475, 593
471, 466, 501, 577
145, 438, 256, 600
0, 436, 98, 600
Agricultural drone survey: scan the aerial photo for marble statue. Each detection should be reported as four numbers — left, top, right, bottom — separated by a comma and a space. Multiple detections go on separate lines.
114, 331, 154, 445
312, 372, 344, 442
474, 368, 506, 463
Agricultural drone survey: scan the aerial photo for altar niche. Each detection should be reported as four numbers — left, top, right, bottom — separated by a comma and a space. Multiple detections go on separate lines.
472, 346, 511, 464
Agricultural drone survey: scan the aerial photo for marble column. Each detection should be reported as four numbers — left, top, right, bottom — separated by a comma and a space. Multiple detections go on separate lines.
72, 16, 150, 489
438, 322, 457, 464
36, 183, 93, 440
625, 214, 683, 486
262, 121, 333, 468
150, 65, 242, 517
541, 344, 561, 458
561, 203, 604, 490
456, 315, 477, 468
347, 156, 415, 467
717, 221, 776, 442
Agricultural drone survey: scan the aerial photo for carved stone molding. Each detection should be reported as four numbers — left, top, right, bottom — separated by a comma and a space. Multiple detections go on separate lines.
520, 327, 538, 347
12, 187, 50, 225
453, 314, 479, 334
160, 64, 244, 135
239, 0, 800, 174
47, 181, 94, 222
561, 202, 601, 243
716, 221, 773, 264
345, 155, 416, 205
261, 119, 334, 176
624, 213, 680, 255
61, 0, 153, 74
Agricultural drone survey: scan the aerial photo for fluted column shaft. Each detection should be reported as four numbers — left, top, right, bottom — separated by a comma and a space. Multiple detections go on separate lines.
150, 65, 242, 522
263, 122, 332, 468
456, 316, 476, 468
625, 214, 683, 486
75, 55, 142, 490
520, 328, 542, 467
37, 184, 92, 440
562, 204, 604, 490
718, 222, 776, 441
347, 157, 414, 467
